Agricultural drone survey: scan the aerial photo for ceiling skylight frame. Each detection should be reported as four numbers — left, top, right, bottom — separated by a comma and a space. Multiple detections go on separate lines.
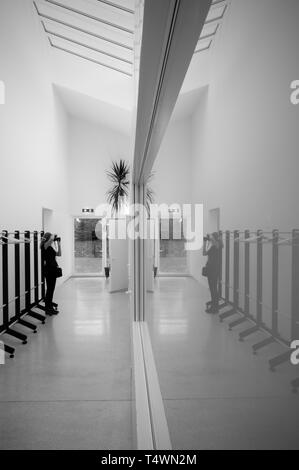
193, 0, 228, 54
204, 2, 228, 25
95, 0, 134, 15
194, 38, 212, 54
43, 22, 133, 64
48, 36, 133, 76
33, 1, 134, 51
44, 0, 134, 34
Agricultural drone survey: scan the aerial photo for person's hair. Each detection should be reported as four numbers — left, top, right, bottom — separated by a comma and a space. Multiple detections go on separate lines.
212, 232, 223, 249
40, 232, 52, 249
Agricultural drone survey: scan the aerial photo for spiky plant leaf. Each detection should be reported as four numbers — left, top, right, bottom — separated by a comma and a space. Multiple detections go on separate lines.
145, 172, 155, 217
106, 159, 130, 215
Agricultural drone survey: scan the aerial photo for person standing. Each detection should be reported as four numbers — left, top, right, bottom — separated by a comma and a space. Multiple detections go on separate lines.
203, 232, 222, 313
40, 232, 61, 315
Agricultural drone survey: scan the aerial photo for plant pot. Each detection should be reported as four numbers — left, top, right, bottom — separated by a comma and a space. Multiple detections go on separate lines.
104, 267, 110, 278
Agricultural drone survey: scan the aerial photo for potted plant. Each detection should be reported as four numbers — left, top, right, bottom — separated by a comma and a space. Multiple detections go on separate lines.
105, 161, 157, 276
105, 160, 130, 278
145, 172, 155, 217
106, 159, 130, 215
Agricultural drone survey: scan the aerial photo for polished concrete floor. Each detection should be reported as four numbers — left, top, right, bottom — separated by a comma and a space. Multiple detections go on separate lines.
74, 257, 103, 274
0, 278, 133, 450
147, 277, 299, 450
159, 257, 188, 274
2, 276, 298, 450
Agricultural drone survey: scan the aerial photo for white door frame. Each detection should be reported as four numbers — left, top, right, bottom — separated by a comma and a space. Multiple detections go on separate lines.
72, 215, 106, 277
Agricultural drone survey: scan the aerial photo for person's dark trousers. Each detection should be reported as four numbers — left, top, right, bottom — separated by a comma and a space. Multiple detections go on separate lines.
45, 274, 57, 311
207, 273, 219, 310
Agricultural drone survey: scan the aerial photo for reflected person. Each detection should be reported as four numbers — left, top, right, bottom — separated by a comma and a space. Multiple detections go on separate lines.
203, 232, 222, 314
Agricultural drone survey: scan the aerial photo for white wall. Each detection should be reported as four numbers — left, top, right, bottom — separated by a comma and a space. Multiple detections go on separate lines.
191, 0, 299, 233
0, 0, 72, 293
152, 118, 192, 205
152, 118, 193, 273
68, 117, 131, 215
50, 43, 133, 112
189, 0, 299, 338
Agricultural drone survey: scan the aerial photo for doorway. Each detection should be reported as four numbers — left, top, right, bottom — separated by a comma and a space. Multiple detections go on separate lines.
73, 217, 108, 276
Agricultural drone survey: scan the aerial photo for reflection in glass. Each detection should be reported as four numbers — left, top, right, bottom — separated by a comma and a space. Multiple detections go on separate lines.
159, 217, 188, 274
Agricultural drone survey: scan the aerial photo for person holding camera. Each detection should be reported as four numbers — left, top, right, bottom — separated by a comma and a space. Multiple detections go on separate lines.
40, 232, 62, 316
203, 232, 222, 314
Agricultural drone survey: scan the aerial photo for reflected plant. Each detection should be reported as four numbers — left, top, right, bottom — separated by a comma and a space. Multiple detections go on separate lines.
145, 172, 155, 217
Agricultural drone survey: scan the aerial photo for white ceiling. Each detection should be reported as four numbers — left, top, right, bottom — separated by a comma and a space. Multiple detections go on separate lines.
44, 1, 225, 134
34, 0, 135, 76
54, 81, 207, 137
34, 0, 229, 81
54, 84, 132, 134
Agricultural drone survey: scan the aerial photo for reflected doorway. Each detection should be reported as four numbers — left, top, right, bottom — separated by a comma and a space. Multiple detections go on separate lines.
208, 208, 220, 234
158, 216, 188, 275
